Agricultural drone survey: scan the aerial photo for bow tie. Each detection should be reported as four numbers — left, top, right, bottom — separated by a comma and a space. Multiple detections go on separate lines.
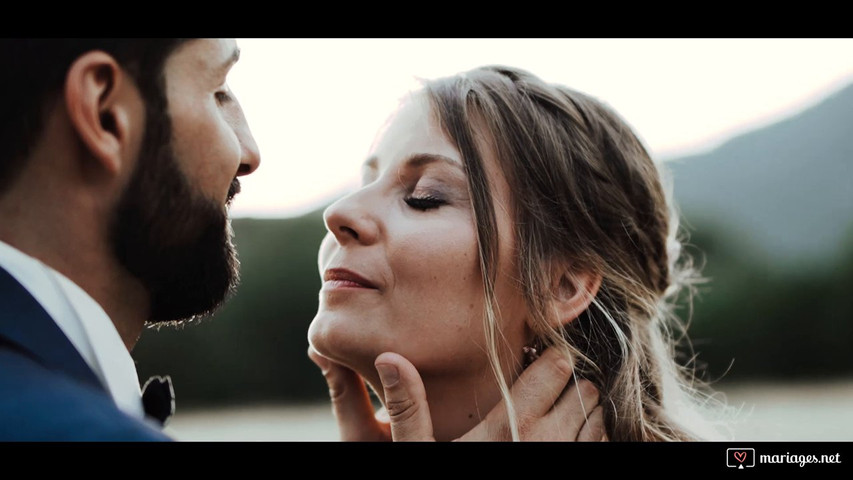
141, 375, 175, 426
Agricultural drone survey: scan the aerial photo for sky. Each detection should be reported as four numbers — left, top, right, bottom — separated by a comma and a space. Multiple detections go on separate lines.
225, 38, 853, 218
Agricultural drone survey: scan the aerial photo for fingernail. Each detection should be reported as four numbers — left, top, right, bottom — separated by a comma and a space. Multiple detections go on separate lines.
376, 364, 399, 387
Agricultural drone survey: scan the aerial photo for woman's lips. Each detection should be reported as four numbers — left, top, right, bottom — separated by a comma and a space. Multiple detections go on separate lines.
323, 268, 378, 290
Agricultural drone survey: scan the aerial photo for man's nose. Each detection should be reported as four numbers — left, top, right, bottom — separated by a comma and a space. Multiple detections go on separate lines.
234, 107, 260, 176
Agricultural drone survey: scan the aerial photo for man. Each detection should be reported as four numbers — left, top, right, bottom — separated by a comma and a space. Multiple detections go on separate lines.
0, 38, 602, 441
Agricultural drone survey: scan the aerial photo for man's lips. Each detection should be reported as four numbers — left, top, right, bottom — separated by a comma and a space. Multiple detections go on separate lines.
323, 268, 378, 289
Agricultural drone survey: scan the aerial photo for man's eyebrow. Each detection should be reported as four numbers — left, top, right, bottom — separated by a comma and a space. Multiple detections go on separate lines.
215, 47, 241, 76
363, 156, 378, 171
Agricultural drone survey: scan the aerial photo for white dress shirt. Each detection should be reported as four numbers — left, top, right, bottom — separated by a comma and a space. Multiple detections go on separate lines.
0, 240, 146, 421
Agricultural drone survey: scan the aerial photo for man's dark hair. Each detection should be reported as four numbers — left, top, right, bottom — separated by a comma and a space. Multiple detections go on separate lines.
0, 38, 191, 192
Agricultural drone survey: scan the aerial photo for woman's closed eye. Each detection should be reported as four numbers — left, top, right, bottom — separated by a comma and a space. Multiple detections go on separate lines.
404, 193, 446, 211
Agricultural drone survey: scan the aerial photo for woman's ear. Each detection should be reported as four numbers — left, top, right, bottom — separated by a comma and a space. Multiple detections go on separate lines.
64, 50, 144, 177
549, 262, 602, 327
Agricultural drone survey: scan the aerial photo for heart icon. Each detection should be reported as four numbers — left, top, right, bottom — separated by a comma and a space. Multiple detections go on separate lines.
734, 451, 747, 463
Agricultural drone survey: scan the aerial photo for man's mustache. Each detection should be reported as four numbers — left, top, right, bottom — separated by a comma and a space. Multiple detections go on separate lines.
226, 178, 241, 206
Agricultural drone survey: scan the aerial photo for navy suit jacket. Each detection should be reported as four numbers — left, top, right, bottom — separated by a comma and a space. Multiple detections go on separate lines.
0, 267, 171, 441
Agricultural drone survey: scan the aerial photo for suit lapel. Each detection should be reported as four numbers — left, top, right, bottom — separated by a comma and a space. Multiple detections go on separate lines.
0, 266, 105, 392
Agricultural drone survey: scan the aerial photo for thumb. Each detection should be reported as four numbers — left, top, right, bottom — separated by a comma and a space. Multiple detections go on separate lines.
375, 352, 435, 441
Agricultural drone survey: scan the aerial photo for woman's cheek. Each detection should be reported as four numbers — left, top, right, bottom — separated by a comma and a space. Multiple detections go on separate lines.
385, 226, 487, 372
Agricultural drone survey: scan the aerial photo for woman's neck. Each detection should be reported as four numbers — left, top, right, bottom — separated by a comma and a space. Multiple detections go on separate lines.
367, 366, 516, 441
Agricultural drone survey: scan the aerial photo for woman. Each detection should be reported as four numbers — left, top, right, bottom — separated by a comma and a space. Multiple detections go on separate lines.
308, 65, 725, 441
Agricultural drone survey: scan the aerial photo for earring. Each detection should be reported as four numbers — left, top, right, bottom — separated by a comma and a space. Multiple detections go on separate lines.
522, 338, 545, 369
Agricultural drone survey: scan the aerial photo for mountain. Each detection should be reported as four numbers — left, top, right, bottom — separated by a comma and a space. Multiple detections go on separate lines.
667, 82, 853, 271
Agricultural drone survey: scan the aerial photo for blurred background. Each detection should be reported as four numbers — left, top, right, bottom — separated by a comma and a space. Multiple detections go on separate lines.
133, 39, 853, 440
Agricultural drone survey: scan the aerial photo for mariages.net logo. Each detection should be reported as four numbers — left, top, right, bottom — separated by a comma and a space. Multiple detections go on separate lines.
726, 448, 756, 469
727, 448, 843, 469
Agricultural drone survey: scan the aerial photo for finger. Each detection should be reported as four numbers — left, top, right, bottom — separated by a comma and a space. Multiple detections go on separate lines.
375, 352, 435, 441
308, 346, 387, 441
460, 347, 574, 441
511, 346, 575, 418
576, 405, 607, 442
549, 378, 600, 436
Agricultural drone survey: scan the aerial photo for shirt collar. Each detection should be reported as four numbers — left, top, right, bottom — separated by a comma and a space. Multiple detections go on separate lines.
0, 240, 145, 420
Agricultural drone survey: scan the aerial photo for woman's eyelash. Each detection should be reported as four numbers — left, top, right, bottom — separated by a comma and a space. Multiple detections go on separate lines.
404, 194, 446, 211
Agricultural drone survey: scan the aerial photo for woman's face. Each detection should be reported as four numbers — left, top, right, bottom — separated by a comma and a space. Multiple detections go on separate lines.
308, 93, 530, 385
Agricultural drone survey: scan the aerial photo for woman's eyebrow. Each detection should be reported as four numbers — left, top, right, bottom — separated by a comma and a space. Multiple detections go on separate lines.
404, 153, 465, 172
363, 153, 465, 173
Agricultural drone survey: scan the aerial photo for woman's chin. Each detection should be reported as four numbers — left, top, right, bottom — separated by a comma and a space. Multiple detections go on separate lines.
308, 314, 388, 379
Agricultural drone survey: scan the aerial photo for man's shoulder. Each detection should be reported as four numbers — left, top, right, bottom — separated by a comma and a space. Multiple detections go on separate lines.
0, 346, 172, 441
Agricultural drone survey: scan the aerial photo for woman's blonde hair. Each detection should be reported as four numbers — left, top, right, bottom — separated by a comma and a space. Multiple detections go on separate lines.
423, 66, 728, 441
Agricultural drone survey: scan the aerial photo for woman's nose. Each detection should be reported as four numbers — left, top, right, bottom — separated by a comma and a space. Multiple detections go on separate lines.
322, 190, 380, 246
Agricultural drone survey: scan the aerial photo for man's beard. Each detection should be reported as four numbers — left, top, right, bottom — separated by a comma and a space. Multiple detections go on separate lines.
110, 104, 241, 326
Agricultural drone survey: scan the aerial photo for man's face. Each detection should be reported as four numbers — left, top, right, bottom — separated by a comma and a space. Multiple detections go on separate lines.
112, 39, 260, 325
165, 39, 260, 209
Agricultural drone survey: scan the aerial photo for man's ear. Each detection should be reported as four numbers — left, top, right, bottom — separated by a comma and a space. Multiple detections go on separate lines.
548, 261, 602, 328
64, 51, 143, 176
